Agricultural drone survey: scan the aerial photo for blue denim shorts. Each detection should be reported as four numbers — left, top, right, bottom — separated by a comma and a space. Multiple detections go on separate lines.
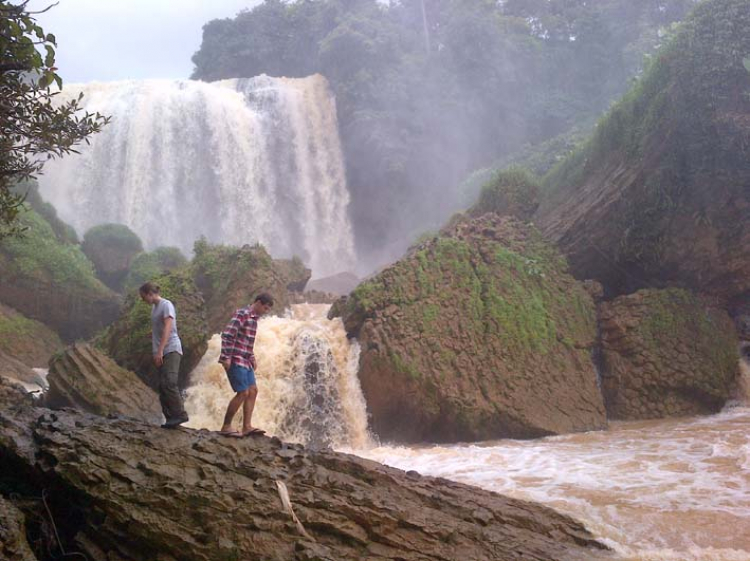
227, 364, 256, 392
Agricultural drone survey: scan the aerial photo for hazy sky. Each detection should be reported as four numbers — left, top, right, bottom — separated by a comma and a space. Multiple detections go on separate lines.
27, 0, 262, 83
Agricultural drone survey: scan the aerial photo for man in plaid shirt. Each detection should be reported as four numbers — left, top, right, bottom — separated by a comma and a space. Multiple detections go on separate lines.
218, 292, 274, 437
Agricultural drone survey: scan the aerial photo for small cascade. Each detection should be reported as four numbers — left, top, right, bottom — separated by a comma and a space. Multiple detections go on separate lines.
185, 304, 372, 450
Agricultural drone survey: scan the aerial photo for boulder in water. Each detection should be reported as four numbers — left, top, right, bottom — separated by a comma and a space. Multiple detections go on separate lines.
599, 288, 739, 419
332, 214, 607, 443
46, 343, 162, 424
0, 380, 611, 561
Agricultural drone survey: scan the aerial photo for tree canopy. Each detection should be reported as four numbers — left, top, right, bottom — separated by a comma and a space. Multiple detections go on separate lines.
0, 0, 108, 237
192, 0, 697, 266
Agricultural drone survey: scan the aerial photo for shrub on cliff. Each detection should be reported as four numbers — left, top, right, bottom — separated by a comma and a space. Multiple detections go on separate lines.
82, 223, 144, 291
123, 247, 188, 292
470, 167, 540, 220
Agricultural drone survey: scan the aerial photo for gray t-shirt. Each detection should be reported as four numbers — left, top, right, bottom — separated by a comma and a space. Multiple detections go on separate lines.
151, 298, 183, 356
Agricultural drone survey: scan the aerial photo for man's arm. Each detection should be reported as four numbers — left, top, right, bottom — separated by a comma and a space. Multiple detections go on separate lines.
154, 316, 174, 367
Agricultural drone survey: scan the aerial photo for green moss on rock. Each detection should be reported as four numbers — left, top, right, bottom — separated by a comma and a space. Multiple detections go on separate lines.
333, 214, 606, 443
599, 288, 739, 420
0, 207, 121, 341
192, 238, 306, 332
470, 167, 540, 220
82, 223, 144, 292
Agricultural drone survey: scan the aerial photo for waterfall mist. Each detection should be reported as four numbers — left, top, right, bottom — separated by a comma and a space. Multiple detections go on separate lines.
37, 75, 355, 278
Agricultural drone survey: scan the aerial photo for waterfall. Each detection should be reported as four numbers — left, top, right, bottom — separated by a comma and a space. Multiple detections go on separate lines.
37, 76, 355, 277
184, 304, 373, 450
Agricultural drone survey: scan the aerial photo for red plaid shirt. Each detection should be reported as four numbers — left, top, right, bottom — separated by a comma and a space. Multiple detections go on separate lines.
219, 306, 259, 370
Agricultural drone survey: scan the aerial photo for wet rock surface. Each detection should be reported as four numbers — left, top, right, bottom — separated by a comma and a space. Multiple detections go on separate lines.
333, 215, 607, 443
0, 381, 613, 561
599, 288, 739, 419
46, 343, 162, 424
0, 495, 37, 561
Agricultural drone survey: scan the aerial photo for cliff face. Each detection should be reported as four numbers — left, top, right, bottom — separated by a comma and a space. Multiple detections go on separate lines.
0, 380, 611, 561
536, 0, 750, 303
0, 209, 121, 342
0, 303, 63, 368
332, 214, 606, 443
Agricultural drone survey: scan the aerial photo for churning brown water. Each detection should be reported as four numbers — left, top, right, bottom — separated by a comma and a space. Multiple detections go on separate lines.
186, 305, 750, 561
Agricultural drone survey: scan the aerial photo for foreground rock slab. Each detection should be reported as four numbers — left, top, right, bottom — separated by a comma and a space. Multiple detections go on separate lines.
0, 385, 613, 561
46, 343, 162, 424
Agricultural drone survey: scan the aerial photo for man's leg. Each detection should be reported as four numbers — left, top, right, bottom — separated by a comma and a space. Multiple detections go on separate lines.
160, 352, 187, 426
241, 385, 258, 433
221, 389, 248, 432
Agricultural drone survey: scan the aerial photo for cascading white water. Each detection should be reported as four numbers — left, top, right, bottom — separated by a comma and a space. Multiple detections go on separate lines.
37, 75, 355, 277
185, 304, 372, 450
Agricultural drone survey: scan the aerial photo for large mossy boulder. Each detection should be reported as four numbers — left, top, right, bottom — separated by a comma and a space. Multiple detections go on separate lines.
81, 223, 144, 292
192, 239, 308, 333
536, 0, 750, 303
96, 269, 209, 390
599, 288, 739, 420
0, 208, 121, 342
0, 303, 63, 367
46, 343, 162, 424
332, 214, 607, 443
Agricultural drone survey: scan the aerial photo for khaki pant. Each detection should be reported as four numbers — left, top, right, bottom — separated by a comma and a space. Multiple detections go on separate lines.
159, 352, 186, 421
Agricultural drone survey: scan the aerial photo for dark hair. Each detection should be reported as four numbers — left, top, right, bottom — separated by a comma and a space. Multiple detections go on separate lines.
254, 292, 274, 306
139, 282, 160, 295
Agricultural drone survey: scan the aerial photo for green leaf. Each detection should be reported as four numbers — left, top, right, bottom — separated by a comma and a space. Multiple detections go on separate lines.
54, 75, 63, 90
44, 45, 55, 68
46, 33, 56, 45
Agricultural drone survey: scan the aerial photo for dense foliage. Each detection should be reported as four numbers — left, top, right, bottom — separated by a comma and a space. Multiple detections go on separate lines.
123, 246, 188, 292
192, 0, 697, 265
470, 167, 540, 220
0, 1, 108, 237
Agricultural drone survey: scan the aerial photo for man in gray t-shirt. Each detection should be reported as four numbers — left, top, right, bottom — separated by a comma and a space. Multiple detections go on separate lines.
139, 282, 188, 428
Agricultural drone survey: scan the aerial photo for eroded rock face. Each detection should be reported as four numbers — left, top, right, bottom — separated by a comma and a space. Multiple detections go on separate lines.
599, 288, 739, 420
96, 269, 209, 390
333, 215, 607, 443
0, 303, 63, 368
0, 382, 611, 561
46, 343, 162, 424
0, 496, 37, 561
535, 1, 750, 303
